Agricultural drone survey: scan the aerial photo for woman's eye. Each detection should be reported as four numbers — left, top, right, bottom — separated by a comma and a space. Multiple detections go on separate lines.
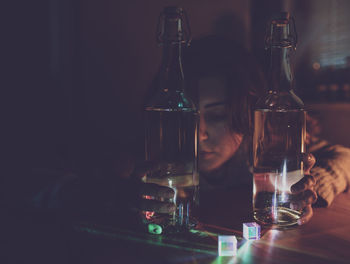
204, 113, 227, 123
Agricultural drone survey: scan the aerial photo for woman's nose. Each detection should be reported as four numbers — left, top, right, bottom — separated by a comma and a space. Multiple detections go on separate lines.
199, 115, 209, 142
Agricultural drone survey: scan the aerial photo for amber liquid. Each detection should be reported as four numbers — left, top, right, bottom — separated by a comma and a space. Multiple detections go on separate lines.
253, 109, 306, 227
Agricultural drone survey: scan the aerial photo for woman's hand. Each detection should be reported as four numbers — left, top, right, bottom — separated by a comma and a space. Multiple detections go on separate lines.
129, 162, 176, 214
290, 153, 317, 225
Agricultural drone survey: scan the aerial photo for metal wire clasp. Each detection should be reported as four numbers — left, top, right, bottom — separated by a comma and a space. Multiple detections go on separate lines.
156, 7, 192, 46
265, 12, 298, 50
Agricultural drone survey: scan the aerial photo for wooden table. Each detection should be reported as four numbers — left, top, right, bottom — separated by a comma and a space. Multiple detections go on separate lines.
70, 186, 350, 264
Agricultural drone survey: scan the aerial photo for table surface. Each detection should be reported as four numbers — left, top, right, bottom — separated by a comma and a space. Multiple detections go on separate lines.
4, 187, 350, 264
75, 187, 350, 264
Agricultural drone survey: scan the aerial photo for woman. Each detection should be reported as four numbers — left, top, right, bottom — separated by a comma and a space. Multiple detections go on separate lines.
135, 35, 350, 225
185, 35, 317, 225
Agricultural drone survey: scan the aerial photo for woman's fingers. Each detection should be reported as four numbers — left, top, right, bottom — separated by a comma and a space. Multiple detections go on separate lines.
302, 153, 316, 174
138, 199, 176, 213
124, 161, 176, 214
130, 182, 175, 213
290, 172, 317, 226
290, 189, 318, 210
291, 175, 316, 193
297, 204, 313, 225
139, 183, 175, 199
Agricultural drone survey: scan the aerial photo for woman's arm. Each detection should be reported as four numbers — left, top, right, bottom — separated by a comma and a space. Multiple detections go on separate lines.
309, 137, 350, 207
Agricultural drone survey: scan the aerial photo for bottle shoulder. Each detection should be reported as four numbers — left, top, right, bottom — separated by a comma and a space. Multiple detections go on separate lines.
255, 90, 304, 111
145, 90, 197, 111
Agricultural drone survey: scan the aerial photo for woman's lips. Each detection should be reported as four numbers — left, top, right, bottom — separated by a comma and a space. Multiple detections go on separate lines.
200, 151, 215, 159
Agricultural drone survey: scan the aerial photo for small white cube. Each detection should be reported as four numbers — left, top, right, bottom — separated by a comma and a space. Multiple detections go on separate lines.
218, 235, 237, 256
243, 222, 261, 240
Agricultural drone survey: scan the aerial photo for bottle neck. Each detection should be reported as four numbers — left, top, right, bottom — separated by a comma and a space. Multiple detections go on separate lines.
159, 42, 185, 92
268, 46, 294, 92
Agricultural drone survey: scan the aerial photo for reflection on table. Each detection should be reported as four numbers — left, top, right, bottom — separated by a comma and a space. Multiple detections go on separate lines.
71, 186, 350, 264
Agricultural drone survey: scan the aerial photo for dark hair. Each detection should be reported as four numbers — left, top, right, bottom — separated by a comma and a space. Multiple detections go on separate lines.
184, 35, 266, 135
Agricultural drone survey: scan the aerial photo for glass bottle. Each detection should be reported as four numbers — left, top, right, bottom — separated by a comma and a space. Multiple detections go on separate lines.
252, 12, 306, 228
143, 6, 198, 232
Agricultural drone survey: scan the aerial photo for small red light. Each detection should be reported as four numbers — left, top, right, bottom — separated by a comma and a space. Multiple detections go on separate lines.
145, 211, 155, 219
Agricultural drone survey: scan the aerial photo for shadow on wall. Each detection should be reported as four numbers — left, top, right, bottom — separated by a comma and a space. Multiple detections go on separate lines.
307, 104, 350, 148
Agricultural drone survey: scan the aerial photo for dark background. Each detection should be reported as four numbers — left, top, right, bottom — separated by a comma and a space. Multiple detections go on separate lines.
3, 2, 350, 263
4, 0, 350, 174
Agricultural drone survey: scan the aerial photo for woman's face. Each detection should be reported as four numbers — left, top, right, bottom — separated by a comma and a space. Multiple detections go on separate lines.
198, 76, 243, 172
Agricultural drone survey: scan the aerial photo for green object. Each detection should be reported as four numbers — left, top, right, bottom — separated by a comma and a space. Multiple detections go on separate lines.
148, 224, 162, 235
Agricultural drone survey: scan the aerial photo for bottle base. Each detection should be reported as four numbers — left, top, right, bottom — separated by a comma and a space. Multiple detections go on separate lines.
254, 207, 302, 229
